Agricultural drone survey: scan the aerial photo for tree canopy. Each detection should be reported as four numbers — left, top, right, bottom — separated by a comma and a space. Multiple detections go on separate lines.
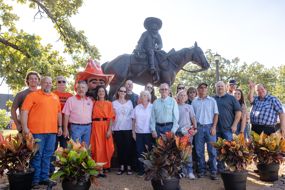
0, 0, 99, 92
173, 50, 284, 102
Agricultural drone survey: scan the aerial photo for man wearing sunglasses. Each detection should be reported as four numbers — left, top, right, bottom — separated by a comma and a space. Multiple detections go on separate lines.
176, 83, 185, 94
150, 83, 179, 138
50, 76, 73, 175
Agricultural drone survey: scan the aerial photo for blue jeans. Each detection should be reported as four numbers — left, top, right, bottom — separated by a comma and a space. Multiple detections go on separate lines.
136, 133, 154, 173
183, 136, 194, 174
31, 134, 56, 183
195, 124, 217, 175
70, 124, 91, 146
235, 123, 249, 139
50, 135, 69, 174
155, 123, 173, 137
216, 127, 233, 172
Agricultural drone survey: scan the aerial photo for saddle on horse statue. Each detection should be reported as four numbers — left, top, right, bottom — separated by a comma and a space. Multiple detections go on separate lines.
131, 49, 170, 83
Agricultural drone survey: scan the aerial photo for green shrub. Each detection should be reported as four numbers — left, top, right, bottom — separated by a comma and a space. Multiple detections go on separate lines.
0, 109, 10, 130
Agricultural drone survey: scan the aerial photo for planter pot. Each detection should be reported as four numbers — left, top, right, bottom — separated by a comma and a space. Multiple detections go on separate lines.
257, 163, 279, 182
7, 168, 34, 190
62, 178, 91, 190
151, 178, 180, 190
221, 170, 247, 190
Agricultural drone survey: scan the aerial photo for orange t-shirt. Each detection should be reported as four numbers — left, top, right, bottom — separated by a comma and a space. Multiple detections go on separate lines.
22, 90, 61, 134
53, 90, 73, 110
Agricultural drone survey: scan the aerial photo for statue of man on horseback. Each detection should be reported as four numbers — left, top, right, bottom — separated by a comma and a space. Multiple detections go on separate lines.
134, 17, 163, 83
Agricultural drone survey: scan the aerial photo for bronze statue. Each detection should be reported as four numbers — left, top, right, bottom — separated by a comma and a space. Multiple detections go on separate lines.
102, 42, 210, 98
134, 17, 163, 83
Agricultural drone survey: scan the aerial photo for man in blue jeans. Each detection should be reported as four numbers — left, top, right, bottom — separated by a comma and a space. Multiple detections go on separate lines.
192, 82, 219, 180
21, 76, 62, 188
214, 81, 241, 172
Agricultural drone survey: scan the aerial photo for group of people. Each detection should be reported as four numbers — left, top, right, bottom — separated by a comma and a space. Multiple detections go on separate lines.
10, 59, 285, 188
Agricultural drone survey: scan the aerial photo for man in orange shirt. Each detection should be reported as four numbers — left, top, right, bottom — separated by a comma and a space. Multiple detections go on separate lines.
50, 76, 73, 175
53, 76, 73, 148
21, 76, 62, 188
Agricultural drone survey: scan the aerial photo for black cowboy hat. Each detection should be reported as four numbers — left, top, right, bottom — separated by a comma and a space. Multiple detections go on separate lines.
144, 17, 162, 30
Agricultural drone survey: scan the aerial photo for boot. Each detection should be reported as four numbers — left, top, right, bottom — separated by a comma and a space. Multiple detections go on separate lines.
153, 71, 160, 83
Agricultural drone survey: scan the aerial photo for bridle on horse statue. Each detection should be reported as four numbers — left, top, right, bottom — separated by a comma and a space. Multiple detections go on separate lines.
181, 47, 207, 73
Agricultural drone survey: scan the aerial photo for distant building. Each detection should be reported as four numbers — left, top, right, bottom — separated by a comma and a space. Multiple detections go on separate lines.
0, 94, 14, 111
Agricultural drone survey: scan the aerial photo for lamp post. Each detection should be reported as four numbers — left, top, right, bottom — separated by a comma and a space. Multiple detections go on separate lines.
214, 53, 221, 82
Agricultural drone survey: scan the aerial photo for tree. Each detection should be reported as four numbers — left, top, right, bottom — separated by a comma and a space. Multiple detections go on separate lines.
271, 65, 285, 102
0, 109, 10, 129
0, 0, 99, 92
173, 50, 278, 100
172, 49, 244, 95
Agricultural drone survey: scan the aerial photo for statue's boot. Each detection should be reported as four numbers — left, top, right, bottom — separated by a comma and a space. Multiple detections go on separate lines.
153, 71, 160, 84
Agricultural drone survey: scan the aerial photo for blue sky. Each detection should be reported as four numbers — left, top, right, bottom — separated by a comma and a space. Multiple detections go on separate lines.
1, 0, 285, 94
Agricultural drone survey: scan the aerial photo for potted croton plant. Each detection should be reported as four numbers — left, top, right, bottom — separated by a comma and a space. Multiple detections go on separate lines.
212, 133, 254, 190
51, 140, 104, 190
252, 131, 285, 181
139, 132, 191, 190
0, 133, 38, 190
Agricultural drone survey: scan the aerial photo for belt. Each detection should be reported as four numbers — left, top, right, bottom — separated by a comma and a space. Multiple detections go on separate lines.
70, 123, 91, 126
252, 124, 276, 128
156, 122, 173, 127
92, 118, 108, 121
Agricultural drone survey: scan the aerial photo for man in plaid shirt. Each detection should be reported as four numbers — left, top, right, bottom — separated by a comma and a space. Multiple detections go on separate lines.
248, 81, 285, 136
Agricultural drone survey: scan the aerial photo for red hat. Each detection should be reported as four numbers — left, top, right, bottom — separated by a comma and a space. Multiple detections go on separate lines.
75, 59, 114, 86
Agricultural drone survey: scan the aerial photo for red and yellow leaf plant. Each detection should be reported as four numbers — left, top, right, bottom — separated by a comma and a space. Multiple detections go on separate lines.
139, 132, 191, 181
51, 140, 104, 184
251, 131, 285, 164
0, 133, 38, 175
212, 133, 254, 171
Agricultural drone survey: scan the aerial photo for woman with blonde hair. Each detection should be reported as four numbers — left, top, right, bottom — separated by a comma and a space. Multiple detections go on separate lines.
132, 90, 154, 176
176, 90, 197, 180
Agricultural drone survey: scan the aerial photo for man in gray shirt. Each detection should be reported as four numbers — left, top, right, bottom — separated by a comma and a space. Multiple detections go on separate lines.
214, 81, 241, 172
192, 83, 219, 180
11, 71, 40, 132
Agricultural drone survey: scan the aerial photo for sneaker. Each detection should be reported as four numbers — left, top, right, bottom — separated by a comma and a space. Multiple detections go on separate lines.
178, 172, 186, 179
103, 168, 111, 173
197, 173, 205, 178
137, 172, 144, 177
31, 182, 40, 189
188, 173, 196, 180
210, 173, 218, 180
127, 169, 133, 175
96, 173, 107, 178
39, 179, 57, 186
117, 169, 125, 175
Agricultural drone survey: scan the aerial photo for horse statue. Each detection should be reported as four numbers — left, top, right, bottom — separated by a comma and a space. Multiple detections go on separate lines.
102, 42, 210, 98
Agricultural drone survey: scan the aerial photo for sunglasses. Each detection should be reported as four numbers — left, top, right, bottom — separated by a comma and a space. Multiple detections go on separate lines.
146, 86, 153, 89
178, 87, 185, 90
57, 81, 66, 84
119, 90, 126, 93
